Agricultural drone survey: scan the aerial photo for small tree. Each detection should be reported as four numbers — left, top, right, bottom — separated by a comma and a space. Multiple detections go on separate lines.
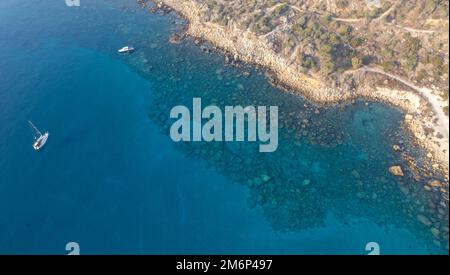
296, 16, 307, 28
321, 59, 336, 75
351, 56, 363, 69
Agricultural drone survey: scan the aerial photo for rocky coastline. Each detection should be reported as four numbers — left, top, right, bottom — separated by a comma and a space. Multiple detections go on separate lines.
147, 0, 449, 178
139, 0, 449, 251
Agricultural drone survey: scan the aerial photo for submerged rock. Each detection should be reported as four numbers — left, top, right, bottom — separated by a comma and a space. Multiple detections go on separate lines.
417, 215, 432, 226
246, 179, 254, 187
400, 186, 410, 195
254, 177, 263, 187
261, 174, 271, 183
351, 170, 361, 179
431, 227, 440, 238
243, 71, 251, 78
169, 34, 182, 44
356, 192, 366, 199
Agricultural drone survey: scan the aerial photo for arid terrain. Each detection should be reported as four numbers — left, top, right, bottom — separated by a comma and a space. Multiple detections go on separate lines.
143, 0, 449, 175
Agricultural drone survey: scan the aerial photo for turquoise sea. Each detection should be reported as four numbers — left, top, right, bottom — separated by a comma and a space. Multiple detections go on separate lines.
0, 0, 447, 254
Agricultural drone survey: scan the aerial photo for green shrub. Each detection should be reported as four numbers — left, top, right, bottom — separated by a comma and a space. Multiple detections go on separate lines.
351, 57, 363, 69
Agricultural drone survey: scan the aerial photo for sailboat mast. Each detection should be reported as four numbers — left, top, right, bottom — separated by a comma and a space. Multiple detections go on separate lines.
28, 121, 43, 137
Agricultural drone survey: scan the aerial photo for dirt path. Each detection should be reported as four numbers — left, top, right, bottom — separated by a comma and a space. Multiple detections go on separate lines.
270, 3, 437, 35
372, 3, 397, 22
363, 67, 449, 138
332, 17, 362, 23
393, 25, 436, 34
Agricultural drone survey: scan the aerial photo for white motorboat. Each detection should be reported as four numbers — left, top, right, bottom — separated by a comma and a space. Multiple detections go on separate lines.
118, 46, 135, 53
28, 121, 49, 151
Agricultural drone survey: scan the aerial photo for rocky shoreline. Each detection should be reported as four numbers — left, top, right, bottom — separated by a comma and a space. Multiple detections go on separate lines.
138, 0, 449, 251
147, 0, 449, 178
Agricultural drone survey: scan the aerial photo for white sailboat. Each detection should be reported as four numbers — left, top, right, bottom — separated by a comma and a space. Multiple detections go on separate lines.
28, 121, 49, 151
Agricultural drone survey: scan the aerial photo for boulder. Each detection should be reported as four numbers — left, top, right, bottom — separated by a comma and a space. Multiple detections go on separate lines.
429, 180, 443, 188
389, 166, 404, 177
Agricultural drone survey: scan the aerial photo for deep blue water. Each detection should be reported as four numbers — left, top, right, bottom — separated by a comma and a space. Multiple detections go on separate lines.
0, 0, 447, 254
